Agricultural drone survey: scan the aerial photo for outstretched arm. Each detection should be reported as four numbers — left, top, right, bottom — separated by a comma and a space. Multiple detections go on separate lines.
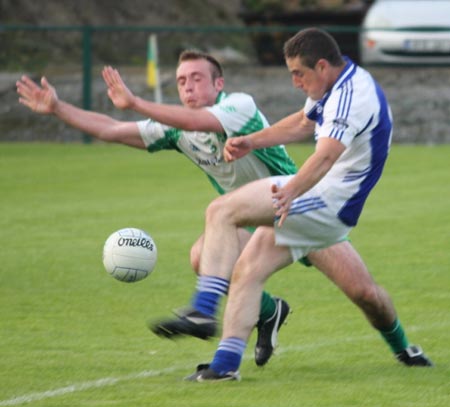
224, 109, 314, 162
16, 75, 145, 148
102, 66, 223, 133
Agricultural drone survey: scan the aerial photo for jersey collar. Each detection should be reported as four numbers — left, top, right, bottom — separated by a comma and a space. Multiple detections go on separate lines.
215, 91, 227, 104
332, 56, 357, 92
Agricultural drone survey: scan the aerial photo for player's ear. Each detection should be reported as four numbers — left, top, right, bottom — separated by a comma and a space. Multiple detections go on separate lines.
316, 59, 328, 73
214, 77, 225, 92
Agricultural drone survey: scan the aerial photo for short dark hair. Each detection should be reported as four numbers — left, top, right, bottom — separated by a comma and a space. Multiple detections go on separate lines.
283, 28, 344, 68
178, 50, 224, 80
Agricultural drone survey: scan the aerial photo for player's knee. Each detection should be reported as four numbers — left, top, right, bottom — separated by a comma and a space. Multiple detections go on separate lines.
205, 196, 232, 224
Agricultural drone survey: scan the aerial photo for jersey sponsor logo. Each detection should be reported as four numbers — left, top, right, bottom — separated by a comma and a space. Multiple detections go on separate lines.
197, 157, 222, 166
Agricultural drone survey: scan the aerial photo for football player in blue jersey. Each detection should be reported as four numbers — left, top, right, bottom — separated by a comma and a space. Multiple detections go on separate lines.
186, 28, 433, 382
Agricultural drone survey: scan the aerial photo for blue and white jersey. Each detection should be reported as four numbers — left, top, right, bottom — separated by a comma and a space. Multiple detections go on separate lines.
305, 58, 393, 227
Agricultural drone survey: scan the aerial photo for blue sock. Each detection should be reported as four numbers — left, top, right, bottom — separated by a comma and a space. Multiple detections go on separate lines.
192, 276, 229, 317
210, 337, 247, 375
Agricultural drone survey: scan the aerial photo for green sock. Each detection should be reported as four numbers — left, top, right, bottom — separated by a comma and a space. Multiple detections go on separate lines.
258, 291, 276, 323
379, 318, 409, 354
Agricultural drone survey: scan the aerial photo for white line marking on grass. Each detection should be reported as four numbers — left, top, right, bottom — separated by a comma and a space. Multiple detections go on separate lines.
0, 323, 441, 406
0, 366, 179, 406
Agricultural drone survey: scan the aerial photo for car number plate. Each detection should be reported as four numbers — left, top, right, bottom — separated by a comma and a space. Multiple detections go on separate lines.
403, 39, 450, 53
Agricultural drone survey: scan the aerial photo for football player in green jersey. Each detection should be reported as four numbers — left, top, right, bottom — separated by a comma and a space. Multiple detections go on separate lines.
17, 50, 296, 366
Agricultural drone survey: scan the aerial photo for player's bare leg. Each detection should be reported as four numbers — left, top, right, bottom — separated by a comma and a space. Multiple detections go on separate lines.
308, 241, 396, 328
186, 226, 293, 381
221, 226, 292, 339
189, 229, 252, 275
199, 178, 275, 279
308, 241, 433, 366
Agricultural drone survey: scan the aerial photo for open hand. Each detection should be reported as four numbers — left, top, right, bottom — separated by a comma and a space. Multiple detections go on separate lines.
16, 76, 58, 114
102, 66, 136, 110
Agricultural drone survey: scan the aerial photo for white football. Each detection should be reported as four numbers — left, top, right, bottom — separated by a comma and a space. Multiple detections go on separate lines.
102, 228, 157, 282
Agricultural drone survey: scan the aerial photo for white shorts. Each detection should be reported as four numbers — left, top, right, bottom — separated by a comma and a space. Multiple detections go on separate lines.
271, 175, 352, 262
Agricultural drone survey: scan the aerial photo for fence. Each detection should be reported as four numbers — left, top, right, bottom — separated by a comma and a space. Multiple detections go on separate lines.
1, 24, 364, 109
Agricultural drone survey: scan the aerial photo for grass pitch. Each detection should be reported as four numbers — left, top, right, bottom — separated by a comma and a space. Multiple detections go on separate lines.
0, 143, 449, 407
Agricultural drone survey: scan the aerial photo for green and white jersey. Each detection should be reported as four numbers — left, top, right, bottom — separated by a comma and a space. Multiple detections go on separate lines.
137, 91, 297, 194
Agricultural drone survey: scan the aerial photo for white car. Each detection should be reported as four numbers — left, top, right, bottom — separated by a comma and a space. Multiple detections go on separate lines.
360, 0, 450, 65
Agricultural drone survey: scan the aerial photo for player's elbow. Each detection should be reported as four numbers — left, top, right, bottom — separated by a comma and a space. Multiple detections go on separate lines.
98, 124, 129, 143
97, 128, 116, 142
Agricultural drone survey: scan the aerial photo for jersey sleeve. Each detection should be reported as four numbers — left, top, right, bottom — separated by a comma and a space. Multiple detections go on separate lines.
206, 93, 266, 137
315, 90, 367, 148
136, 119, 179, 151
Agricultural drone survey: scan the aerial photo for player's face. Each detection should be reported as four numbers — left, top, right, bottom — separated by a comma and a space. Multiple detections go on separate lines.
286, 56, 329, 100
176, 59, 224, 108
